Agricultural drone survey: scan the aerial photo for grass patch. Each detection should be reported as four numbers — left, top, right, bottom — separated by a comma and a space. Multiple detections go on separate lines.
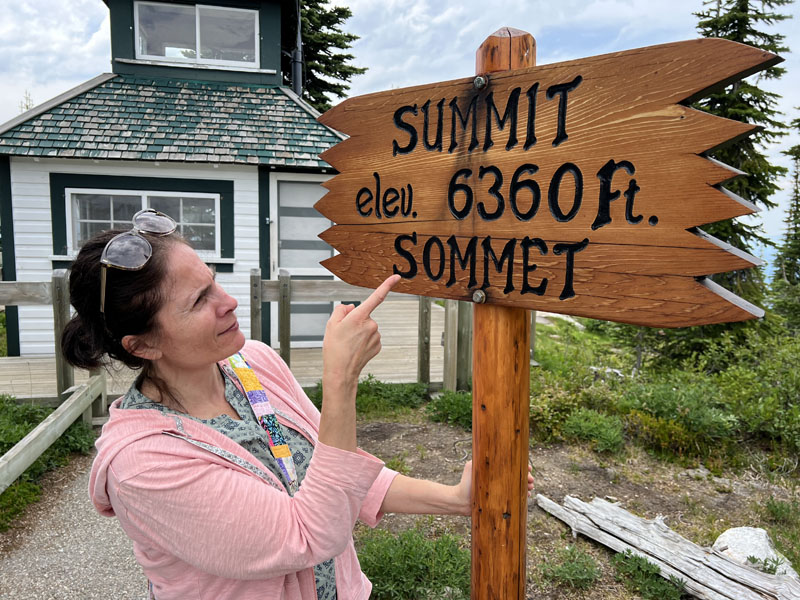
0, 394, 96, 531
427, 390, 472, 431
357, 526, 470, 599
306, 375, 428, 419
562, 408, 625, 454
761, 496, 800, 569
540, 545, 601, 590
385, 451, 411, 475
611, 550, 686, 600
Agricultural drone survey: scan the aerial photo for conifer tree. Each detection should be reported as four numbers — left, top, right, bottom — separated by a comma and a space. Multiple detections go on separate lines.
281, 1, 366, 113
770, 117, 800, 330
693, 0, 791, 302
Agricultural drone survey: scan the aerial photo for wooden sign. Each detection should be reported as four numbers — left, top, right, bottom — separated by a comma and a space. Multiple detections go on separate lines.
316, 38, 780, 328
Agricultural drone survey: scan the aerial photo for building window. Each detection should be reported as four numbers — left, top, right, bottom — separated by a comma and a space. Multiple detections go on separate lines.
67, 189, 221, 256
135, 1, 259, 68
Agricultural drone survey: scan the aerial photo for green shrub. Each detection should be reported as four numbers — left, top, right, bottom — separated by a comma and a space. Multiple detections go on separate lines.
562, 408, 625, 454
611, 550, 685, 600
0, 394, 96, 531
540, 545, 600, 589
357, 527, 470, 599
615, 374, 736, 458
427, 390, 472, 431
624, 410, 693, 458
306, 375, 428, 419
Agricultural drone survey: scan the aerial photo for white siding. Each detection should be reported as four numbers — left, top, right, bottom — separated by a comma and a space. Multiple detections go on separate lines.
11, 157, 260, 355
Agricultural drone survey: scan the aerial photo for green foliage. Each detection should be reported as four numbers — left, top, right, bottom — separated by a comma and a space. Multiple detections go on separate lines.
762, 496, 800, 568
280, 0, 366, 112
611, 550, 686, 600
385, 451, 411, 475
746, 555, 784, 574
357, 527, 470, 600
540, 545, 601, 590
0, 480, 41, 531
427, 390, 473, 431
307, 375, 428, 419
615, 373, 737, 458
0, 394, 96, 530
562, 408, 625, 454
693, 0, 791, 302
530, 319, 629, 441
771, 136, 800, 330
711, 330, 800, 453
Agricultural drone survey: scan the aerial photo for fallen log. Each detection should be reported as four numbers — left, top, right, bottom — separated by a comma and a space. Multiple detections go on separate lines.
536, 494, 800, 600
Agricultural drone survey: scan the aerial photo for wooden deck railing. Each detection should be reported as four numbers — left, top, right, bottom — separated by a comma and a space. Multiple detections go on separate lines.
249, 268, 473, 390
0, 270, 108, 494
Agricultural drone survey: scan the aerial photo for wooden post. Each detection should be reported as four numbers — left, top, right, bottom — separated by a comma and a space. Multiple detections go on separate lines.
250, 268, 263, 342
443, 299, 458, 391
51, 269, 74, 402
417, 296, 431, 387
278, 269, 292, 367
456, 302, 473, 390
471, 28, 535, 600
90, 367, 107, 420
530, 311, 537, 365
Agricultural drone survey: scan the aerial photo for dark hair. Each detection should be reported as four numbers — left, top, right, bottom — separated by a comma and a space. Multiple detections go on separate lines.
61, 229, 187, 404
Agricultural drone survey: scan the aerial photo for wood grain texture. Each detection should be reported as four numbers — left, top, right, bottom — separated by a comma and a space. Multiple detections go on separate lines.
316, 38, 779, 327
472, 304, 530, 600
471, 31, 533, 600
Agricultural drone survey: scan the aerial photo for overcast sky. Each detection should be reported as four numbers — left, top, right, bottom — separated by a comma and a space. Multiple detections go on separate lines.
0, 0, 797, 266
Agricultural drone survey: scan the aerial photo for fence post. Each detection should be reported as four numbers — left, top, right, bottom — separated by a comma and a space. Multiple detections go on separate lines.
89, 367, 108, 421
278, 269, 292, 367
250, 268, 262, 342
456, 302, 473, 390
417, 296, 431, 387
52, 269, 74, 402
443, 299, 458, 391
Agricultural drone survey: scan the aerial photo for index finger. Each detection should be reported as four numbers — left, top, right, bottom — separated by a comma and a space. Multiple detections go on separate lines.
351, 274, 401, 318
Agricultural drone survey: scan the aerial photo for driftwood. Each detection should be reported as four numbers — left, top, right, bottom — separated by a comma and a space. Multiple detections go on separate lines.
536, 494, 800, 600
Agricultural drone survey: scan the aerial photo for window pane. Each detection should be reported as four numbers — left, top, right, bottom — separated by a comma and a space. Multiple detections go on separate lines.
76, 194, 110, 220
111, 196, 142, 225
198, 6, 256, 63
183, 225, 215, 250
182, 197, 215, 223
137, 2, 196, 59
79, 222, 109, 247
148, 196, 180, 220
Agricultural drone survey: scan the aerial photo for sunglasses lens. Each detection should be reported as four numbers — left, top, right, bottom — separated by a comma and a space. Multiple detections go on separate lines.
132, 210, 176, 235
101, 233, 153, 270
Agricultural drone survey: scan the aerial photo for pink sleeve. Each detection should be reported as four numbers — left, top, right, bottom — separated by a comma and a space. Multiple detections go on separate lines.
240, 340, 399, 526
110, 439, 384, 581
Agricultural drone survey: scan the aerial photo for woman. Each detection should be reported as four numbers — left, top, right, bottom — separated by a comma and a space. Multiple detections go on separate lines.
62, 209, 502, 600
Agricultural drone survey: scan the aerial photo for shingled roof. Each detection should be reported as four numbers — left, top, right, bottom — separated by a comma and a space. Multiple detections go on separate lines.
0, 74, 343, 168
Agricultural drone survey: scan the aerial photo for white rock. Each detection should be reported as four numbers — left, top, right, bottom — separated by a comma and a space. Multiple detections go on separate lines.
713, 527, 800, 581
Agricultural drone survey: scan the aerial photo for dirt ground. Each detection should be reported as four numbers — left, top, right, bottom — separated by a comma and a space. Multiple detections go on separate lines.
356, 412, 798, 599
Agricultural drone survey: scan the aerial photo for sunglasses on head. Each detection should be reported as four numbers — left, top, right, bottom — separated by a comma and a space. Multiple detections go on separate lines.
99, 208, 177, 315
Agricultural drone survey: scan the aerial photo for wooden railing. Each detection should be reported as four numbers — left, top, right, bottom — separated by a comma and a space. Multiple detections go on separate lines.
249, 268, 474, 390
0, 270, 107, 494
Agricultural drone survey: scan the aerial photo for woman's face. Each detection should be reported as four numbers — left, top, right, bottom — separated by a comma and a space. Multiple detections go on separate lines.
147, 242, 245, 370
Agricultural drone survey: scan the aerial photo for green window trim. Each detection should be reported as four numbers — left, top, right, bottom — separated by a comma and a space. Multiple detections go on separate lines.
1, 155, 20, 355
50, 173, 235, 269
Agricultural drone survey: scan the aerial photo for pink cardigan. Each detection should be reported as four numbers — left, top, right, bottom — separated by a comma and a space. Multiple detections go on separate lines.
89, 340, 398, 599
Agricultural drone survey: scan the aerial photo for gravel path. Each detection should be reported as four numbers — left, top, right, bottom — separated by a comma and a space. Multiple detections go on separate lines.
0, 450, 147, 599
